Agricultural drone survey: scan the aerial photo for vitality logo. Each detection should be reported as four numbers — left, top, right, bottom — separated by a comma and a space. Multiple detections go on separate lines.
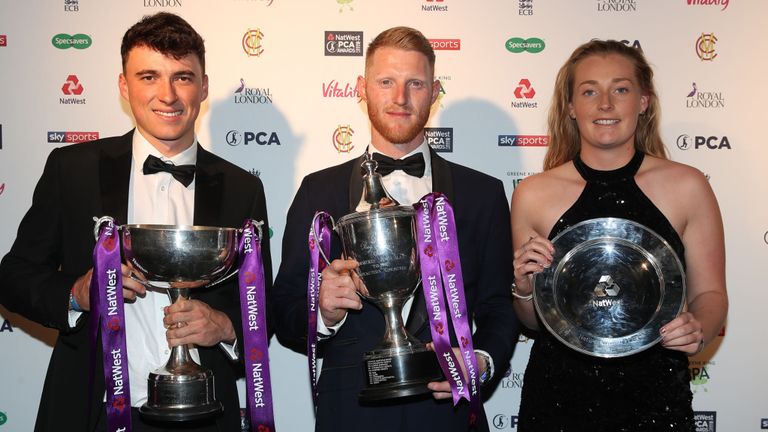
51, 33, 92, 49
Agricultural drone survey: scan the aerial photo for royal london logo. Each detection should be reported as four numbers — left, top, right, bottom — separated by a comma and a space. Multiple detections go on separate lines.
47, 131, 99, 144
499, 364, 524, 390
226, 130, 281, 146
322, 79, 360, 99
425, 127, 453, 153
676, 134, 731, 150
505, 37, 545, 53
52, 33, 91, 49
143, 0, 182, 6
687, 0, 729, 11
243, 29, 265, 57
422, 0, 447, 12
685, 82, 724, 108
518, 0, 534, 15
325, 31, 363, 56
234, 79, 273, 104
332, 125, 354, 153
429, 39, 461, 51
511, 79, 537, 109
696, 33, 717, 61
64, 0, 79, 11
60, 75, 86, 104
694, 412, 716, 432
597, 0, 637, 12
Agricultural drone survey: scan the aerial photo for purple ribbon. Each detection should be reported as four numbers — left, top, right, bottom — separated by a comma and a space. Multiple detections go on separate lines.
90, 218, 132, 432
307, 212, 332, 409
415, 193, 481, 426
238, 219, 275, 432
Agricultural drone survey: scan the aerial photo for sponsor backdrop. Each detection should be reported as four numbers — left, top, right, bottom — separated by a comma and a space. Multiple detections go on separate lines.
0, 1, 766, 431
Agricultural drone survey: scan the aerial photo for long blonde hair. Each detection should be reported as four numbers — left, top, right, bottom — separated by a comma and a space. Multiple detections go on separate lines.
544, 40, 667, 170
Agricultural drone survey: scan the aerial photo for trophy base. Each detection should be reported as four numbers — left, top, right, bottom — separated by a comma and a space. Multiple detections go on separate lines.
139, 369, 222, 422
359, 348, 443, 402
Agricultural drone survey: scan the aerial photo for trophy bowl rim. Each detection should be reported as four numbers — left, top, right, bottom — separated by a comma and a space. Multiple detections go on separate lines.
336, 205, 416, 226
121, 224, 238, 232
532, 217, 686, 358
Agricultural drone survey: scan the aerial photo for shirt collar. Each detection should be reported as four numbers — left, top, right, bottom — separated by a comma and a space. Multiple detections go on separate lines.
131, 130, 198, 169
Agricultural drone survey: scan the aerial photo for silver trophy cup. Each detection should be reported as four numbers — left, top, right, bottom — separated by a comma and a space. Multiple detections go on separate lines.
120, 224, 238, 421
315, 157, 442, 401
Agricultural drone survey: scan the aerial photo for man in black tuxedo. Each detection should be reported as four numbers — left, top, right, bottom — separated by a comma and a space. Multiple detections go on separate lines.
272, 27, 518, 431
0, 13, 270, 431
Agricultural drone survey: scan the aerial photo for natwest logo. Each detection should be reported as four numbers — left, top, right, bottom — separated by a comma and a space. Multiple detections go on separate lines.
425, 128, 453, 152
693, 411, 716, 432
324, 31, 363, 56
511, 79, 538, 109
226, 130, 280, 146
429, 39, 461, 51
422, 0, 447, 12
47, 131, 99, 144
60, 75, 86, 105
322, 80, 360, 99
498, 135, 548, 147
676, 134, 731, 150
687, 0, 729, 11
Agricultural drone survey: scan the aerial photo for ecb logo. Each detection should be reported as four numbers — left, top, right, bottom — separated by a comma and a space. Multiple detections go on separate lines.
332, 125, 354, 153
676, 134, 730, 150
226, 130, 281, 146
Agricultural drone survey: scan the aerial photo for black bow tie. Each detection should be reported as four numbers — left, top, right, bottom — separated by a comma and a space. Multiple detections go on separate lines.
142, 154, 196, 187
371, 153, 426, 178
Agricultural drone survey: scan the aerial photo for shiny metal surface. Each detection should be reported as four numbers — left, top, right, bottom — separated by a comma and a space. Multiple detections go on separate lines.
121, 224, 238, 421
533, 217, 686, 358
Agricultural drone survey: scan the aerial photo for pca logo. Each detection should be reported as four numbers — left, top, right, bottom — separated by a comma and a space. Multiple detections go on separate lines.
676, 134, 731, 150
243, 29, 265, 57
505, 37, 545, 53
491, 414, 519, 429
324, 31, 363, 56
425, 128, 453, 153
332, 125, 354, 153
597, 0, 637, 12
51, 33, 92, 49
226, 130, 281, 146
696, 33, 717, 61
694, 411, 716, 432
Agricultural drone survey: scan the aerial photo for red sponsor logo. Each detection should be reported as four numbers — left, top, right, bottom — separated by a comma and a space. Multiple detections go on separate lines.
250, 347, 264, 361
102, 234, 117, 252
429, 39, 461, 50
108, 316, 121, 332
444, 259, 455, 272
62, 74, 84, 95
322, 80, 361, 99
514, 79, 535, 98
244, 271, 257, 284
424, 245, 434, 257
460, 335, 469, 348
257, 425, 271, 432
309, 238, 316, 250
112, 396, 126, 413
434, 322, 444, 335
0, 35, 6, 46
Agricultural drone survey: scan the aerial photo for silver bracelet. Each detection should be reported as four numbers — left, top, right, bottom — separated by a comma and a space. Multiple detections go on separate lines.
511, 281, 533, 301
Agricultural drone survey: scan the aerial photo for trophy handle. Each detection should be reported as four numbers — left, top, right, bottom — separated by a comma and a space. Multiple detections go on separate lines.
311, 212, 335, 266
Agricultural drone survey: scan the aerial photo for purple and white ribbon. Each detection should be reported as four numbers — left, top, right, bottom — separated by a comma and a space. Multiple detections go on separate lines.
90, 217, 132, 432
307, 212, 332, 409
238, 219, 275, 432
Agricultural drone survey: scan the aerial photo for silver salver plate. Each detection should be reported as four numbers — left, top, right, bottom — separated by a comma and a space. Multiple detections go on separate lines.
532, 217, 686, 358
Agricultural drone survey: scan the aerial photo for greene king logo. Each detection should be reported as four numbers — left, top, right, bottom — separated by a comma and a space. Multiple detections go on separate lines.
0, 411, 7, 425
52, 33, 92, 49
332, 125, 354, 153
505, 37, 545, 53
243, 29, 265, 57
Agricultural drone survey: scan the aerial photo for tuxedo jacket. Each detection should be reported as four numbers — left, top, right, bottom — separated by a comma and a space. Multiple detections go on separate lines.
0, 131, 272, 431
272, 149, 519, 432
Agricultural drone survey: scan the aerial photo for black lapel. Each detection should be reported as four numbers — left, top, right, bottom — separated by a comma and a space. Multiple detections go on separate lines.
347, 153, 367, 213
99, 131, 133, 224
193, 144, 224, 226
429, 147, 454, 201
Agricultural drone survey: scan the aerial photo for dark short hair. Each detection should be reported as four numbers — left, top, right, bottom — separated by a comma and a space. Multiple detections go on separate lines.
365, 26, 435, 74
121, 12, 205, 72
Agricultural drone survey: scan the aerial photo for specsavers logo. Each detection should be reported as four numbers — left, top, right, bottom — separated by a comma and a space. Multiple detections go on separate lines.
505, 37, 545, 53
51, 33, 92, 49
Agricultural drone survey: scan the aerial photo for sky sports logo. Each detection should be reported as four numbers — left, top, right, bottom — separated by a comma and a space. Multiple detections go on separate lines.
429, 39, 460, 50
498, 135, 548, 147
0, 35, 6, 47
48, 131, 99, 144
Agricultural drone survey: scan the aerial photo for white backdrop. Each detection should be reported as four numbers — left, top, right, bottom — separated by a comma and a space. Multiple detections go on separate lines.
1, 1, 766, 431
